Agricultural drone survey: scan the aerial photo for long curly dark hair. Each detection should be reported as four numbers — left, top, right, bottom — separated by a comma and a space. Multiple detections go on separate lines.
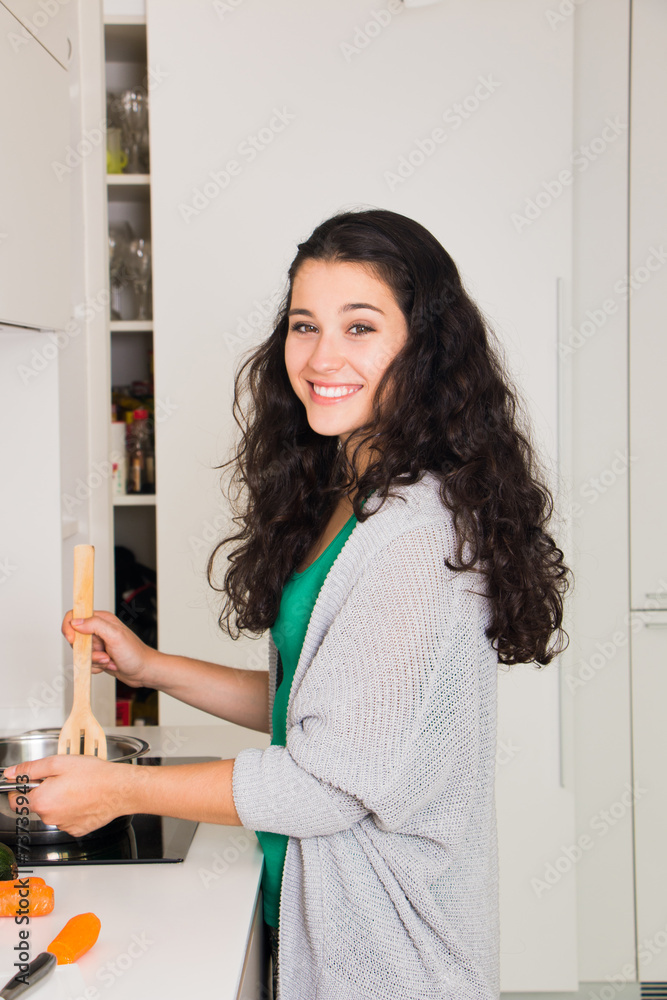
208, 209, 570, 666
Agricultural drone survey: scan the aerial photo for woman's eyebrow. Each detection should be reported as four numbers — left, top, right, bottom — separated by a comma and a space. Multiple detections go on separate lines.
287, 303, 385, 317
341, 302, 385, 315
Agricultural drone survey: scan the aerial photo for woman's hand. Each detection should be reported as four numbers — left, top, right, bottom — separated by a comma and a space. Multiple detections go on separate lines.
5, 757, 242, 830
62, 609, 155, 689
4, 756, 134, 838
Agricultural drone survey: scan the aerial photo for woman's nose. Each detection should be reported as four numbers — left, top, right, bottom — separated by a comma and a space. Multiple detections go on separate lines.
307, 332, 344, 373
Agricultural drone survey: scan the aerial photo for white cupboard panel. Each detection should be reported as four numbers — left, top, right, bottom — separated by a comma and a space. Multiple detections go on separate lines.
569, 0, 635, 981
631, 612, 667, 981
0, 4, 71, 328
497, 665, 578, 991
0, 328, 64, 732
0, 1, 71, 331
629, 0, 667, 610
1, 0, 75, 68
146, 0, 576, 988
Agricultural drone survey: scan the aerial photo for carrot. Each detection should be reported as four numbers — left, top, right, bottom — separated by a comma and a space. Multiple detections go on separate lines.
0, 877, 54, 916
47, 912, 101, 964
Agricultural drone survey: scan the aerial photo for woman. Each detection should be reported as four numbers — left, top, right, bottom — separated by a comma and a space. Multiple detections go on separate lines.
7, 209, 569, 1000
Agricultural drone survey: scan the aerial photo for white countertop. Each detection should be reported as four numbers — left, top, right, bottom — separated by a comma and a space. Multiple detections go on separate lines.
0, 724, 271, 1000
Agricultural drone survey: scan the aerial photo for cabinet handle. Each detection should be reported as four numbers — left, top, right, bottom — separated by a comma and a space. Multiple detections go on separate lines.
556, 276, 574, 793
644, 622, 667, 629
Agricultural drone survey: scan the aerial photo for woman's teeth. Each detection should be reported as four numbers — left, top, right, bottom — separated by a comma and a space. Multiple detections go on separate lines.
312, 383, 361, 398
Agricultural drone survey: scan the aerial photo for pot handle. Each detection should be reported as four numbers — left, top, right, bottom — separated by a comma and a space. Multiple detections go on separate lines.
0, 778, 43, 792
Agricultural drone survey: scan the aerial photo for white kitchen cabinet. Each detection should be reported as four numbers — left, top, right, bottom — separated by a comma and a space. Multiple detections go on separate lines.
631, 612, 667, 982
629, 0, 667, 612
0, 0, 71, 331
144, 0, 578, 989
629, 0, 667, 988
0, 329, 63, 734
0, 0, 116, 735
1, 0, 76, 67
567, 0, 635, 983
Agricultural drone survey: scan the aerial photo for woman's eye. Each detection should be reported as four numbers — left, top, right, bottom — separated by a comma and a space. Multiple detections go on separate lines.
348, 324, 373, 336
290, 322, 317, 334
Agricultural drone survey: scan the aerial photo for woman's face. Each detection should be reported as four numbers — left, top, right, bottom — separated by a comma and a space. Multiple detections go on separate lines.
284, 259, 409, 448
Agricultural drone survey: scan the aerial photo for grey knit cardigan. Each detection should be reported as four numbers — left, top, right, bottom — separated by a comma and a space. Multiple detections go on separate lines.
232, 471, 500, 999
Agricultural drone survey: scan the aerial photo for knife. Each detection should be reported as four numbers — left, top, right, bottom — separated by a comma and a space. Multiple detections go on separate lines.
0, 952, 56, 999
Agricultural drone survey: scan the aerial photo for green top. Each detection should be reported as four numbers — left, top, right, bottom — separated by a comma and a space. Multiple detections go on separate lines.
256, 511, 359, 928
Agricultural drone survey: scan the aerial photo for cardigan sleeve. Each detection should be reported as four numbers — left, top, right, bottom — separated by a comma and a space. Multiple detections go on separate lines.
232, 521, 491, 843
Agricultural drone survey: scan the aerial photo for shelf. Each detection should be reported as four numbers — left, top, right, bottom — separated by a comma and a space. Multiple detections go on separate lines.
107, 175, 150, 203
104, 15, 147, 27
113, 494, 156, 506
111, 320, 153, 332
107, 174, 149, 185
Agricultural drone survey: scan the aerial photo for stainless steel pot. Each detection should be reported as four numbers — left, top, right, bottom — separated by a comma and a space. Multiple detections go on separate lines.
0, 732, 150, 845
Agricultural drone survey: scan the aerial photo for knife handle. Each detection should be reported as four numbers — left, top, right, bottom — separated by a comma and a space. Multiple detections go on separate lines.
0, 951, 56, 999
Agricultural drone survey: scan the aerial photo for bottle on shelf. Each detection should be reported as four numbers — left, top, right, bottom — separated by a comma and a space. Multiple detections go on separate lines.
111, 420, 127, 495
126, 408, 154, 494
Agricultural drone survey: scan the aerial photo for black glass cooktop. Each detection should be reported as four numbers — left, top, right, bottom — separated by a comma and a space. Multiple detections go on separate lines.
23, 756, 217, 867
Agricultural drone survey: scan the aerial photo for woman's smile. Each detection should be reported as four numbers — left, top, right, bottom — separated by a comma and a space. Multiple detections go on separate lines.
307, 380, 364, 403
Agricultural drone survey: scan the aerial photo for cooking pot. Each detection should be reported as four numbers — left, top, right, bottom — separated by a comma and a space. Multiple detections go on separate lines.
0, 732, 149, 845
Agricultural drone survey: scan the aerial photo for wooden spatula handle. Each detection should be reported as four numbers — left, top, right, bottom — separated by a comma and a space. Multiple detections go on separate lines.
58, 544, 106, 757
72, 545, 94, 710
73, 545, 94, 620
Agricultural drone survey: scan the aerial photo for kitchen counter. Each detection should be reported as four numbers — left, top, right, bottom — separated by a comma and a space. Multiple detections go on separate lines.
0, 724, 271, 1000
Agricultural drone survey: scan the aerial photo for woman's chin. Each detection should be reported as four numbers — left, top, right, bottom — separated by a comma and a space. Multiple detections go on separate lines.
305, 414, 358, 440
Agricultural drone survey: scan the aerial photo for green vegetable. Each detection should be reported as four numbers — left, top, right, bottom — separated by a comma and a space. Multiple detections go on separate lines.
0, 843, 18, 882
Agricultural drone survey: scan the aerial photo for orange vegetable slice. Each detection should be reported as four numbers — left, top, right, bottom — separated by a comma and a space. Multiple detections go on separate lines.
47, 912, 101, 964
0, 877, 54, 916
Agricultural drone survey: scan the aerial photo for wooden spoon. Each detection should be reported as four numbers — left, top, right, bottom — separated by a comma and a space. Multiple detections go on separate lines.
57, 545, 108, 759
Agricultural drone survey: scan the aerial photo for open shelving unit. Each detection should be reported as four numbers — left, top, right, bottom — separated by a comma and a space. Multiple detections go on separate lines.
104, 12, 158, 726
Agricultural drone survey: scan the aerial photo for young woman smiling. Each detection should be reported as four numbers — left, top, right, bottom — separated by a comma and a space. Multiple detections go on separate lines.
7, 209, 570, 1000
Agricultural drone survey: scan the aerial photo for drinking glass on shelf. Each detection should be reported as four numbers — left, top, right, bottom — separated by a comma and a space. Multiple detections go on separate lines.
106, 90, 124, 127
118, 90, 148, 174
107, 127, 127, 174
108, 222, 134, 320
139, 127, 150, 173
126, 237, 152, 320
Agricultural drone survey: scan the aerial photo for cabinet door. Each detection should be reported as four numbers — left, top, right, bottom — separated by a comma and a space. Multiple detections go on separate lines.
146, 0, 577, 988
1, 0, 75, 67
0, 1, 70, 331
629, 0, 667, 610
631, 611, 667, 981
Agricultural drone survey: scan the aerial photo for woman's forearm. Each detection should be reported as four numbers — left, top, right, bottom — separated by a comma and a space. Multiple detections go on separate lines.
126, 759, 242, 826
144, 651, 270, 733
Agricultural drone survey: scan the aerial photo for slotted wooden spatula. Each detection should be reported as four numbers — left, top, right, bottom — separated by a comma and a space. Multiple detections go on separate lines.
58, 545, 108, 759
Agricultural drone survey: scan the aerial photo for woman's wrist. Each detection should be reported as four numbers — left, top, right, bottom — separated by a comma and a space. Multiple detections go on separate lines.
137, 644, 170, 692
119, 758, 153, 816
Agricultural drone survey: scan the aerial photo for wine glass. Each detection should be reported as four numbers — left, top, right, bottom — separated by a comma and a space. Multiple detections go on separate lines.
126, 238, 152, 320
118, 90, 148, 174
108, 222, 134, 320
139, 127, 150, 173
